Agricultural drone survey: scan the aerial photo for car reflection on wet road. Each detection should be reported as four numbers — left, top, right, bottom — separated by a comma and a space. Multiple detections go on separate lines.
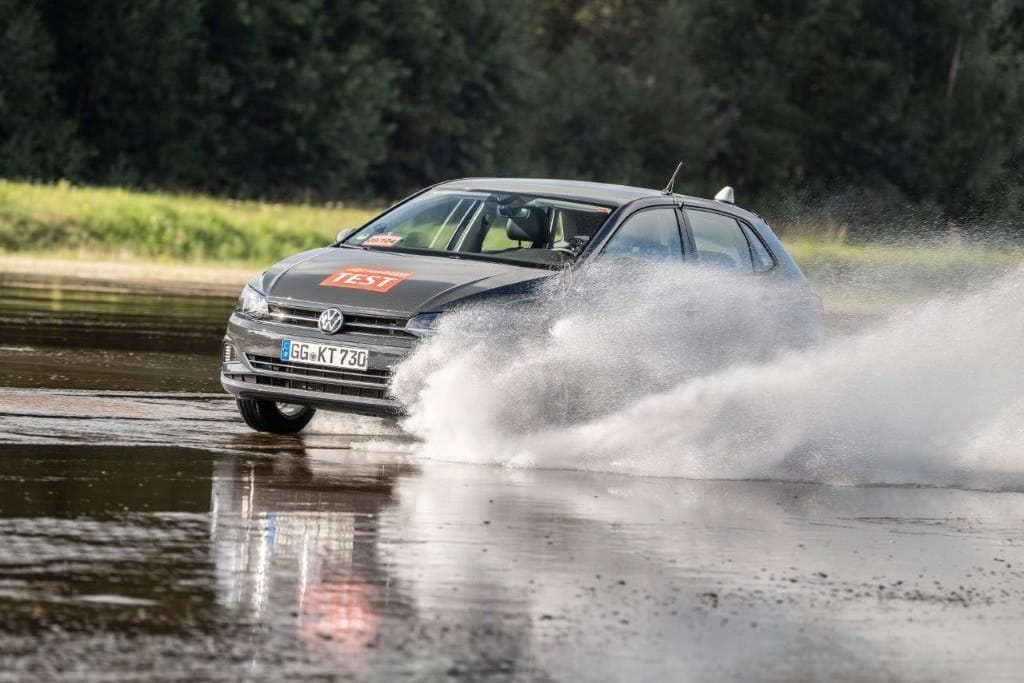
3, 270, 1024, 681
5, 438, 1024, 681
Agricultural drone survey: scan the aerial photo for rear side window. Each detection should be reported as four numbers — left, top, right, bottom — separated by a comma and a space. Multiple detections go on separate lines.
741, 223, 775, 272
601, 208, 683, 262
685, 209, 757, 272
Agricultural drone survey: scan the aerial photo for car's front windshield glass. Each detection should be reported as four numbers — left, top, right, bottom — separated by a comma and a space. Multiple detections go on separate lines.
341, 190, 613, 268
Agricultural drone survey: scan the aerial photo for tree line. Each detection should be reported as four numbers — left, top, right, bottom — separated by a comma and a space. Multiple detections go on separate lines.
1, 0, 1022, 222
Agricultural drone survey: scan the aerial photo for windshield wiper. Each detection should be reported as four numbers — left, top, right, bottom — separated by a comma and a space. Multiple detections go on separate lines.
429, 250, 564, 270
349, 244, 566, 270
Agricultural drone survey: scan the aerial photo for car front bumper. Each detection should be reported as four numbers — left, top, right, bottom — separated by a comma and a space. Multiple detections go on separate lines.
219, 311, 414, 417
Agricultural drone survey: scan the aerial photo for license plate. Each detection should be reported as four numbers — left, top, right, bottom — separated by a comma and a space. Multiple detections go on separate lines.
279, 339, 369, 371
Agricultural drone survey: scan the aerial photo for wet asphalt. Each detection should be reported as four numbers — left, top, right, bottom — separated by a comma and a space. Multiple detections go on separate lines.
2, 270, 1024, 682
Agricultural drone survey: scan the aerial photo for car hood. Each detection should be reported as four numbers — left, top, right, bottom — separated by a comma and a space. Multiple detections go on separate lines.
262, 247, 554, 314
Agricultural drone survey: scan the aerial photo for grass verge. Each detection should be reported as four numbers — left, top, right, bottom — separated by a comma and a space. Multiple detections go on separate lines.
0, 179, 377, 264
785, 238, 1023, 308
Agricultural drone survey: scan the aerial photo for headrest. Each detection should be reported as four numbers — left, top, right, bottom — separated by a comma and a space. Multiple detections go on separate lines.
506, 208, 545, 243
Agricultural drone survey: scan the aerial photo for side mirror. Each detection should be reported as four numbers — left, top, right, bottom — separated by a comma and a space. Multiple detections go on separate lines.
335, 227, 358, 243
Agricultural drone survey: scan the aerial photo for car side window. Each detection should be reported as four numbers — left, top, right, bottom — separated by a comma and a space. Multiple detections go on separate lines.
601, 208, 683, 262
741, 223, 776, 272
685, 209, 755, 272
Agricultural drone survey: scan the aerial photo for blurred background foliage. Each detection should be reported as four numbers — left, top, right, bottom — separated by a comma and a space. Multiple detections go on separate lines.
1, 0, 1023, 227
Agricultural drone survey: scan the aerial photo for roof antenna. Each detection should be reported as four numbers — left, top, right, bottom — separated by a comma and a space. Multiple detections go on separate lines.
661, 161, 683, 195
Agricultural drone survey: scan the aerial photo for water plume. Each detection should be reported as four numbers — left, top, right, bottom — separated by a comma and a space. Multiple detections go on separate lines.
391, 262, 1024, 489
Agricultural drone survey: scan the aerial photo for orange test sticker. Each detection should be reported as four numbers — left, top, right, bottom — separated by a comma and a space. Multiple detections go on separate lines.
320, 267, 414, 293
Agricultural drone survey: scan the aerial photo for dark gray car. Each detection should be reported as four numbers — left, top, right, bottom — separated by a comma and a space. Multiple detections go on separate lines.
221, 178, 820, 433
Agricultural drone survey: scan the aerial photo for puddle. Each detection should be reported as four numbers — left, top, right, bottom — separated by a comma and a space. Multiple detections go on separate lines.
0, 444, 1022, 680
0, 272, 231, 391
3, 267, 1024, 680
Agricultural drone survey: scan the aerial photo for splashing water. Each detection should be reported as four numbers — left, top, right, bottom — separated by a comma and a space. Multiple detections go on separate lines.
391, 263, 1024, 488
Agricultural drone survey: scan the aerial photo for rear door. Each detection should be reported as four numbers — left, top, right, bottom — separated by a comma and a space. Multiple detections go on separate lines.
681, 207, 821, 345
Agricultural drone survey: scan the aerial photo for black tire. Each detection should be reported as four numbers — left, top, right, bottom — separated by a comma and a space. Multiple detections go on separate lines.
236, 398, 315, 434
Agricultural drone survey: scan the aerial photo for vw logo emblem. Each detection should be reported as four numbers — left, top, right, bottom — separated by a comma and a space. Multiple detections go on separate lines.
317, 308, 345, 334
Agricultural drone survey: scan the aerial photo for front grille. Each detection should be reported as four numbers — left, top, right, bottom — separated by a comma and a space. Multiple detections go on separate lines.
268, 305, 320, 328
268, 304, 414, 339
227, 373, 392, 401
236, 354, 393, 401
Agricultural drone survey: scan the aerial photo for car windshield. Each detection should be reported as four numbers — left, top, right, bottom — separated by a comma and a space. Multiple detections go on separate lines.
341, 190, 613, 268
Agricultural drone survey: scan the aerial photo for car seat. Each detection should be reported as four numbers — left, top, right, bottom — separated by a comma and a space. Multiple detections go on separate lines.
506, 209, 546, 247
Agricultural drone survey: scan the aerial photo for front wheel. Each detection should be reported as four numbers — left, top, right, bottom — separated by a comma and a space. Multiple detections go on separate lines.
236, 398, 316, 434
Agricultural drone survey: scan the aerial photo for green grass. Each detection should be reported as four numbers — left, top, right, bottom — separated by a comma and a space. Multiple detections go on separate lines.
785, 237, 1023, 306
0, 179, 378, 265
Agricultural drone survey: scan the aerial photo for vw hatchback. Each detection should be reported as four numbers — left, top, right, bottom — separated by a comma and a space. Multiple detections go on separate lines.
221, 178, 820, 433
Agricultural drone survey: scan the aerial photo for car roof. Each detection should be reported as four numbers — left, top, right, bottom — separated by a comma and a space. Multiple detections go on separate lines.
434, 177, 752, 217
436, 177, 656, 205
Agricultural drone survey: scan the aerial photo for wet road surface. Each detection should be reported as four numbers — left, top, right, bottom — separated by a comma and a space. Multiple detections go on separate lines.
2, 270, 1024, 681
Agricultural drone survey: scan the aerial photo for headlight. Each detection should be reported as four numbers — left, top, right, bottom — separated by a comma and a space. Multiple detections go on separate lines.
236, 276, 268, 319
405, 312, 442, 337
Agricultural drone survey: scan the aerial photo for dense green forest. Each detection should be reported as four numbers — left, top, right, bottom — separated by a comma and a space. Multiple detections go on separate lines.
1, 0, 1022, 223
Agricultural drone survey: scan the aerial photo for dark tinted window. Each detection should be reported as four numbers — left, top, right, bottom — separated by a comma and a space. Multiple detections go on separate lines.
601, 209, 683, 262
685, 209, 753, 272
741, 223, 775, 272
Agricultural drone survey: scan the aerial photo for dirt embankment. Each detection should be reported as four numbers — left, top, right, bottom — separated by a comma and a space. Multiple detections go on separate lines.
0, 255, 252, 297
